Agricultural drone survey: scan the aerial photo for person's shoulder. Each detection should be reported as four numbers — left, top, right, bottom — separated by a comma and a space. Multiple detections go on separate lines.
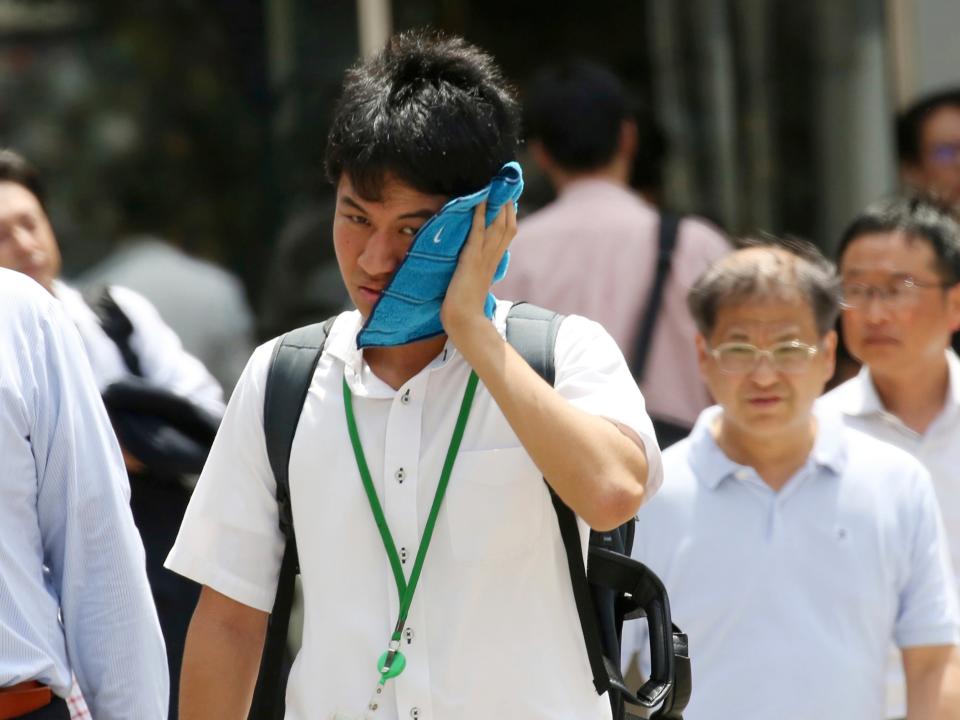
817, 375, 862, 411
0, 269, 59, 330
676, 214, 730, 254
838, 422, 929, 489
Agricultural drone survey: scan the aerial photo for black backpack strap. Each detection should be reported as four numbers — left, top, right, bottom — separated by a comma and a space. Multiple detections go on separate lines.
506, 303, 610, 697
631, 212, 681, 382
249, 317, 335, 720
84, 286, 143, 377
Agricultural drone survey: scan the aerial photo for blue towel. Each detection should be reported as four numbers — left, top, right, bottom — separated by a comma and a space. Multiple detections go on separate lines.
356, 161, 524, 348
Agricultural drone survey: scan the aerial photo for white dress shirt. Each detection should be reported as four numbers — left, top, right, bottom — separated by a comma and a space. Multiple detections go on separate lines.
0, 269, 168, 718
622, 406, 958, 720
54, 279, 224, 418
818, 351, 960, 717
167, 300, 662, 720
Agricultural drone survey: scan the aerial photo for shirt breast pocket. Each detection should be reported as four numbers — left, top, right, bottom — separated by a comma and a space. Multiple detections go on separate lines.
445, 446, 546, 565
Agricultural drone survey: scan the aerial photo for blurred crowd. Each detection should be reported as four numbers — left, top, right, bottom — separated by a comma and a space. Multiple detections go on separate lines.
2, 27, 960, 720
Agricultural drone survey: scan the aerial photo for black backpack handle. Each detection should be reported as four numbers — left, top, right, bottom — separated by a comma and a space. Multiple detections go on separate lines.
588, 547, 674, 708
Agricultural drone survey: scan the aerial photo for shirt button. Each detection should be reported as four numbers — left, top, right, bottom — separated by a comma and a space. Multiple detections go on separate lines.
400, 389, 411, 405
400, 547, 408, 564
395, 467, 406, 483
735, 469, 749, 481
405, 626, 415, 644
410, 708, 420, 719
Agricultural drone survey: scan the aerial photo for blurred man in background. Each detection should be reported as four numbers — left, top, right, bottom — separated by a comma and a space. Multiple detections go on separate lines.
819, 196, 960, 718
499, 60, 729, 446
624, 239, 958, 720
0, 149, 224, 718
80, 234, 255, 393
0, 268, 167, 720
897, 88, 960, 211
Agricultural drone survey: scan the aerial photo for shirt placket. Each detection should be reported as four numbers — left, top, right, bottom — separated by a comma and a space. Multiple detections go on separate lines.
382, 372, 435, 720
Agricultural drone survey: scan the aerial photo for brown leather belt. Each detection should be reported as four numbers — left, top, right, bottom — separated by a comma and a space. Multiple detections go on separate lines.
0, 681, 53, 720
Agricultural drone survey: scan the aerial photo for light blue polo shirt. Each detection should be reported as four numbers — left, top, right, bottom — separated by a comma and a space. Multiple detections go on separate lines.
623, 406, 958, 720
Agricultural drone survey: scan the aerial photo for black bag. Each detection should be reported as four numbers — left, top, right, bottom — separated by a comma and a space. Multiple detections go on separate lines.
85, 286, 220, 476
631, 212, 693, 450
251, 305, 690, 720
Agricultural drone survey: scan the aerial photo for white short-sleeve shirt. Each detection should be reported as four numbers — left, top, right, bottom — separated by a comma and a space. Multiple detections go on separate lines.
167, 300, 662, 720
818, 351, 960, 717
622, 406, 958, 720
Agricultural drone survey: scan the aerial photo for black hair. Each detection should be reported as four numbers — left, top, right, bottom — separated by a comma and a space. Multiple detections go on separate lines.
0, 149, 46, 208
688, 235, 842, 337
524, 59, 630, 172
324, 29, 520, 201
896, 88, 960, 166
836, 195, 960, 284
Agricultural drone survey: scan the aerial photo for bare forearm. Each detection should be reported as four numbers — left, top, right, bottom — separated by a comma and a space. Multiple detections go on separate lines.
936, 649, 960, 720
179, 589, 268, 720
905, 645, 953, 720
455, 319, 648, 530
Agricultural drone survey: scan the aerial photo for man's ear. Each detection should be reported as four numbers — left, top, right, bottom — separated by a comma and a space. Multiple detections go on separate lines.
820, 329, 838, 382
694, 333, 710, 375
528, 139, 554, 175
946, 282, 960, 332
618, 119, 638, 163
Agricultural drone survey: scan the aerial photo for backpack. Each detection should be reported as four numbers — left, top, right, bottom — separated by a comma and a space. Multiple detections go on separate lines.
250, 303, 691, 720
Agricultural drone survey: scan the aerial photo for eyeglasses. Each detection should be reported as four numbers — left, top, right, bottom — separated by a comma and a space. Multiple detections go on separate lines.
709, 340, 820, 375
928, 142, 960, 166
840, 277, 950, 310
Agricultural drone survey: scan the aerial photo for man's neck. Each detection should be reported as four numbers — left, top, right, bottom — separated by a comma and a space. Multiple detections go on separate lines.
363, 335, 448, 390
713, 415, 817, 492
548, 160, 629, 195
870, 354, 950, 434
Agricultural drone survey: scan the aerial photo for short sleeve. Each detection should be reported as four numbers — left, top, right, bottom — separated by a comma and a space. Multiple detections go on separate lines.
553, 314, 664, 498
164, 340, 285, 611
895, 464, 960, 648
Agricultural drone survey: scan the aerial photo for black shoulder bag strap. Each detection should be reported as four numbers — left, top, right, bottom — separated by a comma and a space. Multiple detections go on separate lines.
631, 211, 681, 382
250, 317, 335, 720
505, 303, 611, 695
506, 302, 690, 720
84, 286, 144, 377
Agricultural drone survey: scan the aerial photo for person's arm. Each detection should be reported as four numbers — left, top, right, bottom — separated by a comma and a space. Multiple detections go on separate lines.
936, 648, 960, 719
32, 300, 168, 719
903, 645, 953, 719
179, 586, 269, 720
441, 202, 650, 530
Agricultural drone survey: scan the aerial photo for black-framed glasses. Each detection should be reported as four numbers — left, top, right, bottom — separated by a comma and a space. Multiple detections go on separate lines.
709, 340, 820, 375
840, 277, 951, 310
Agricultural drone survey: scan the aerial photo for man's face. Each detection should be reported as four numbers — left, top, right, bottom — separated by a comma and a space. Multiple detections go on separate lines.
697, 297, 836, 440
0, 181, 61, 291
905, 104, 960, 208
333, 174, 447, 318
840, 231, 960, 377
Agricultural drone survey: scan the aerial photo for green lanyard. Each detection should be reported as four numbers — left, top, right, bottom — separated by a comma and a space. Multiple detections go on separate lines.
342, 370, 479, 694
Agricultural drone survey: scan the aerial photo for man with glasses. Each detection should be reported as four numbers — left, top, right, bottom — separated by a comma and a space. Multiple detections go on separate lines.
622, 239, 957, 720
819, 196, 960, 717
897, 89, 960, 211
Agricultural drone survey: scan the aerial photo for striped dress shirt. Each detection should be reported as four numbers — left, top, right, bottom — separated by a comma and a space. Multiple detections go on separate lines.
0, 269, 168, 719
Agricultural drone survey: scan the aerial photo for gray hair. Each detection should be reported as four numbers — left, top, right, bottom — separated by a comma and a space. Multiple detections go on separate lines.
688, 236, 842, 337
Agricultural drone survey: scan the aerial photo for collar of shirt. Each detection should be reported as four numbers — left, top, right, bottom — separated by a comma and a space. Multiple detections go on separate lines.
556, 176, 643, 207
686, 405, 847, 491
324, 303, 514, 399
836, 350, 960, 426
